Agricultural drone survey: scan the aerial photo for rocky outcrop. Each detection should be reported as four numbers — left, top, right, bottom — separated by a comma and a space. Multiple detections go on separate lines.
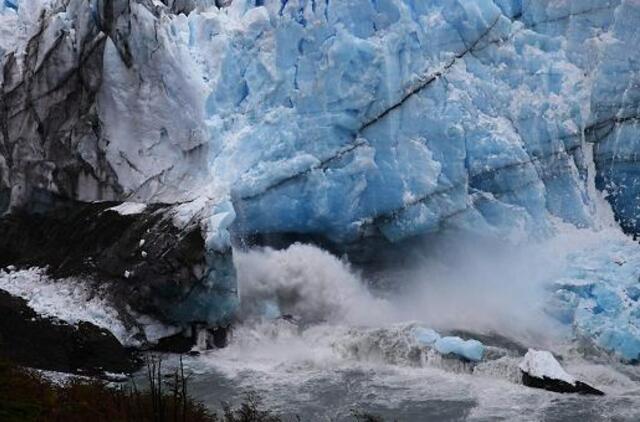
521, 371, 605, 396
0, 200, 236, 326
0, 289, 139, 375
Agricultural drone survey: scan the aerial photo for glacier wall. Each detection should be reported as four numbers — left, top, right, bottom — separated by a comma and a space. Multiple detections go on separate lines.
1, 0, 640, 356
2, 0, 639, 245
196, 0, 640, 248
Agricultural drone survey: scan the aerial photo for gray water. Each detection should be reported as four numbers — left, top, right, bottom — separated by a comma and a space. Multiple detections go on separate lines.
176, 348, 640, 421
151, 320, 640, 422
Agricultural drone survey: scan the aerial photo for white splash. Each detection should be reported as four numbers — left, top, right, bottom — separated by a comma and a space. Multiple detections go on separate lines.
0, 267, 177, 346
234, 243, 395, 325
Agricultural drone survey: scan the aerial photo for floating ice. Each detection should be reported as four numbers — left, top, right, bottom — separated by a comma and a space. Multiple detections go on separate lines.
412, 327, 485, 362
412, 327, 440, 345
434, 336, 485, 362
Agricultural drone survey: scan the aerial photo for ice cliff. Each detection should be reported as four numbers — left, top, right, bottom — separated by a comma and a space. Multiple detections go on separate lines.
3, 0, 640, 243
1, 0, 640, 358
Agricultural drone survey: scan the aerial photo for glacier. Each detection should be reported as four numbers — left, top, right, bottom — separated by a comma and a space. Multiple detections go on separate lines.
1, 0, 640, 362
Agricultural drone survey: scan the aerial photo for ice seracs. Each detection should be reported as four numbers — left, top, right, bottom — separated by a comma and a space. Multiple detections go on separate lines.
546, 232, 640, 362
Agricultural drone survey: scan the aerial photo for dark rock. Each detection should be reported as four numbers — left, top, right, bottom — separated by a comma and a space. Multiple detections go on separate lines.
0, 200, 234, 325
150, 331, 194, 354
0, 289, 139, 376
211, 325, 229, 348
521, 371, 605, 396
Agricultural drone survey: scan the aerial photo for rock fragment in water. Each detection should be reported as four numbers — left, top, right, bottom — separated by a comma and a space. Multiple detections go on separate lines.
519, 349, 604, 395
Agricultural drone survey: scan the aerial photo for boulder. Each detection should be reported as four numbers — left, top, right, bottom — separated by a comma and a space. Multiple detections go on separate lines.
0, 290, 139, 375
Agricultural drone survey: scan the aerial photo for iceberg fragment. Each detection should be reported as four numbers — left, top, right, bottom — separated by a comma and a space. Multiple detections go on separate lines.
434, 336, 485, 362
413, 327, 485, 362
412, 327, 440, 345
519, 349, 604, 395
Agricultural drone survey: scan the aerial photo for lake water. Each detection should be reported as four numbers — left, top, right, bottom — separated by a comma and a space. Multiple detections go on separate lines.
157, 321, 640, 421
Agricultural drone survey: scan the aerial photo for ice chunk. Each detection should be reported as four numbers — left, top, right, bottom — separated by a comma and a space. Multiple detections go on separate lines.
412, 327, 441, 345
519, 349, 575, 385
434, 336, 485, 362
205, 200, 236, 251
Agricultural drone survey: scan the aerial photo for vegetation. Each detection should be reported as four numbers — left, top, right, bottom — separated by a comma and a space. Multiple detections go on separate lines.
0, 356, 388, 422
0, 356, 281, 422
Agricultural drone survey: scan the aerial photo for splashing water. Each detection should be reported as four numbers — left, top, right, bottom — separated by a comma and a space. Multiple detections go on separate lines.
171, 224, 640, 420
234, 243, 395, 325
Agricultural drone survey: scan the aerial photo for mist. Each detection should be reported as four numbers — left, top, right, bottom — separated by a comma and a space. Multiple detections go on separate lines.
233, 243, 395, 326
232, 227, 613, 346
384, 233, 573, 346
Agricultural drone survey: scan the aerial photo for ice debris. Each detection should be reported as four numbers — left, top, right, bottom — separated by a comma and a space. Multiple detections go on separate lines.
413, 327, 485, 362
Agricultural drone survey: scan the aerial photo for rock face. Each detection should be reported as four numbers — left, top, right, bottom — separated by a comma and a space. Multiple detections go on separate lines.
0, 200, 236, 325
0, 289, 139, 375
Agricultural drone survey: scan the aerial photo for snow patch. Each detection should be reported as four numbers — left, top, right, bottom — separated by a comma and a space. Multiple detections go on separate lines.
106, 202, 147, 216
519, 349, 575, 385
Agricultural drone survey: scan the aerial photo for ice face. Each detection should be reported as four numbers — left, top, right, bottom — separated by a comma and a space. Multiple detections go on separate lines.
547, 235, 640, 362
187, 0, 640, 353
2, 0, 638, 245
190, 0, 637, 246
